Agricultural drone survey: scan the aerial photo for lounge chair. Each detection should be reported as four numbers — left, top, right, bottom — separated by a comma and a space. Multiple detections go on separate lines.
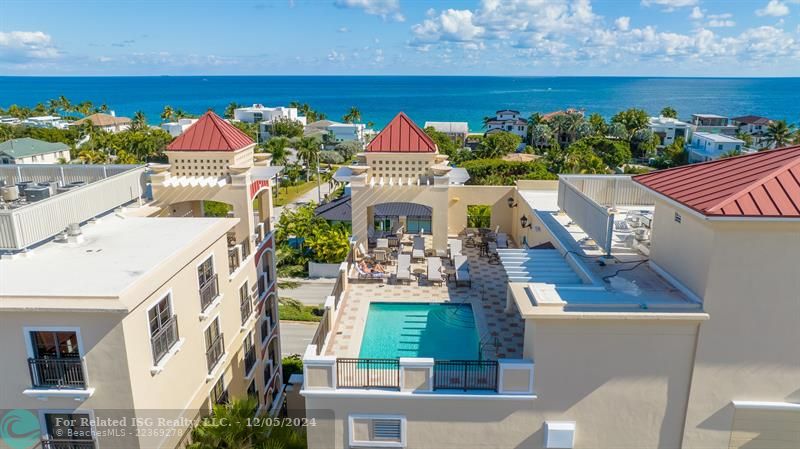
448, 238, 463, 262
395, 254, 411, 284
355, 261, 388, 280
453, 255, 471, 287
412, 236, 425, 261
426, 257, 444, 286
377, 238, 389, 250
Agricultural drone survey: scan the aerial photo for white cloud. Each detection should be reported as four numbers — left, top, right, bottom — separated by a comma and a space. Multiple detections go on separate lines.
756, 0, 790, 17
615, 16, 631, 31
0, 31, 59, 62
335, 0, 404, 22
641, 0, 698, 11
707, 19, 736, 27
338, 27, 350, 33
411, 9, 484, 44
327, 50, 345, 62
689, 6, 704, 19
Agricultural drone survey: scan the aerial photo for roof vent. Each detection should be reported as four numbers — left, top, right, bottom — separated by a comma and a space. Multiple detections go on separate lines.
67, 223, 82, 237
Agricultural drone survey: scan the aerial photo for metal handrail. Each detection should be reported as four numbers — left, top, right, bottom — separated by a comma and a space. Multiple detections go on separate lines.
336, 358, 399, 389
205, 333, 225, 373
433, 360, 498, 391
151, 315, 179, 365
199, 274, 219, 311
28, 357, 86, 389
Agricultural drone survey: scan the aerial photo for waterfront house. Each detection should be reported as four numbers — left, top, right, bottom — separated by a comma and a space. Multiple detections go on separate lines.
0, 137, 70, 164
648, 115, 691, 148
0, 111, 285, 449
160, 118, 198, 137
21, 115, 70, 129
424, 121, 469, 146
485, 109, 528, 139
306, 119, 367, 146
297, 111, 799, 449
732, 115, 774, 149
71, 112, 132, 133
689, 113, 737, 136
688, 131, 746, 162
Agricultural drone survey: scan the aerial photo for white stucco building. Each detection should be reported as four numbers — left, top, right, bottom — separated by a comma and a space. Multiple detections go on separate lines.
161, 118, 199, 137
688, 132, 746, 162
649, 116, 692, 148
485, 109, 527, 139
234, 104, 306, 126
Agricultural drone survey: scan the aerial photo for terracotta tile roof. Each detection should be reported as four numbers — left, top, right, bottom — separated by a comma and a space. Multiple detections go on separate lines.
167, 111, 254, 152
633, 145, 800, 218
366, 112, 437, 153
72, 113, 131, 127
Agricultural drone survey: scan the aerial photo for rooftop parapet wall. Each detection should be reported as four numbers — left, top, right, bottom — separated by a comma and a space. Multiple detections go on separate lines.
0, 165, 146, 251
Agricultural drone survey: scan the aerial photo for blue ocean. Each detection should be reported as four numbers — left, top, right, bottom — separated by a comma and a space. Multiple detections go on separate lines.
1, 76, 798, 130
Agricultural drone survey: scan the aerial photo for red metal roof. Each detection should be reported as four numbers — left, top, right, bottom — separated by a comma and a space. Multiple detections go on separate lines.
366, 112, 437, 153
167, 111, 254, 152
633, 145, 800, 218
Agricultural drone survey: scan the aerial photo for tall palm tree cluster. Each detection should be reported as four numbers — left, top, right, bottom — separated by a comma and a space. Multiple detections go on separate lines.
764, 120, 798, 149
1, 96, 109, 119
160, 105, 195, 123
341, 106, 361, 124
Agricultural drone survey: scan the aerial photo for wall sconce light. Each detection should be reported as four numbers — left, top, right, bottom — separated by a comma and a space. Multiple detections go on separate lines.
520, 215, 532, 229
507, 197, 518, 208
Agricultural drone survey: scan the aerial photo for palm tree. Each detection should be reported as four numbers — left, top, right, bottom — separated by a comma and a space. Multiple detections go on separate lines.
76, 101, 94, 116
131, 111, 147, 131
224, 102, 240, 119
481, 116, 493, 129
47, 98, 60, 114
57, 95, 72, 113
660, 106, 678, 118
342, 106, 362, 124
765, 120, 796, 148
161, 105, 175, 123
295, 137, 321, 181
187, 397, 265, 449
265, 137, 290, 165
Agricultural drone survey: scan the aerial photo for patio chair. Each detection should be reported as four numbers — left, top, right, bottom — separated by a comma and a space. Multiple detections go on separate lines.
426, 257, 444, 286
495, 233, 508, 249
448, 238, 463, 263
453, 255, 471, 287
355, 261, 388, 280
412, 236, 425, 261
395, 254, 411, 284
377, 238, 389, 250
373, 250, 388, 264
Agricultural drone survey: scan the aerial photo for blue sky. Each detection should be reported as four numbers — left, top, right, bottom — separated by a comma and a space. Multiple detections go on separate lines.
1, 0, 799, 76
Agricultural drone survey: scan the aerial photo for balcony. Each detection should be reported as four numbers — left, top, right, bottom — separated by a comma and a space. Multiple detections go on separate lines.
206, 333, 225, 374
151, 316, 179, 365
41, 440, 96, 449
244, 345, 256, 376
28, 357, 87, 389
240, 294, 253, 326
228, 246, 240, 274
260, 315, 272, 343
199, 274, 219, 311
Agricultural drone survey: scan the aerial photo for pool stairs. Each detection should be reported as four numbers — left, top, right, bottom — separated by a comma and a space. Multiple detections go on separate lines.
497, 248, 584, 284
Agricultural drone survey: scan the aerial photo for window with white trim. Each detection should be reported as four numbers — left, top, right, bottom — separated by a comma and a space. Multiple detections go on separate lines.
149, 295, 178, 365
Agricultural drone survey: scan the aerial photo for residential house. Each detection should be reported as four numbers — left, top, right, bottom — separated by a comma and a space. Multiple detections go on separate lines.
732, 115, 774, 149
71, 113, 132, 133
649, 116, 692, 148
0, 115, 22, 126
688, 132, 746, 162
297, 112, 799, 449
485, 109, 527, 139
424, 121, 469, 146
21, 115, 70, 129
161, 118, 199, 137
234, 104, 306, 140
0, 138, 71, 164
0, 111, 285, 449
305, 119, 367, 147
689, 113, 737, 136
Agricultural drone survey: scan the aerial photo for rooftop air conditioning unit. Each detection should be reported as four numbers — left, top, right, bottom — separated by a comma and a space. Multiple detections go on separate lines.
16, 180, 33, 191
23, 186, 51, 202
1, 185, 19, 202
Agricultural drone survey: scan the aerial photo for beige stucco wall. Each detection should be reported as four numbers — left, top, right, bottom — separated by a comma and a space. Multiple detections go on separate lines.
305, 318, 698, 449
727, 407, 800, 449
447, 185, 514, 235
649, 200, 714, 298
681, 219, 800, 449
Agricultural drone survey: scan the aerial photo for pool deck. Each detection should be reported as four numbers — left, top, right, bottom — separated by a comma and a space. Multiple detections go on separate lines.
324, 238, 525, 360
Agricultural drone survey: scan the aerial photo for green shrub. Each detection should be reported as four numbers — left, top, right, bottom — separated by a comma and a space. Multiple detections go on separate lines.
319, 150, 344, 164
462, 158, 556, 185
282, 354, 304, 382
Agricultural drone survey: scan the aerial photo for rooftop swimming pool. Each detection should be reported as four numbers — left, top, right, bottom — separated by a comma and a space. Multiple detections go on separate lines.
358, 302, 480, 360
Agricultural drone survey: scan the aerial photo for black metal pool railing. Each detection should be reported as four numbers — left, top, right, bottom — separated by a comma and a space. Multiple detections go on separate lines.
433, 360, 499, 391
336, 358, 400, 389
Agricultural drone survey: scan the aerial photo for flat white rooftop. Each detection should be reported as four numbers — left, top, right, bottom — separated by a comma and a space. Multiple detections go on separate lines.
693, 132, 744, 143
0, 214, 235, 299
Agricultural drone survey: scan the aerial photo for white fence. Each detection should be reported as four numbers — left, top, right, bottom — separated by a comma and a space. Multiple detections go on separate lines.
0, 165, 146, 251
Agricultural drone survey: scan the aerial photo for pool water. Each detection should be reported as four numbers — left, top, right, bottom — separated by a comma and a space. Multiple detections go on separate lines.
358, 302, 480, 360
